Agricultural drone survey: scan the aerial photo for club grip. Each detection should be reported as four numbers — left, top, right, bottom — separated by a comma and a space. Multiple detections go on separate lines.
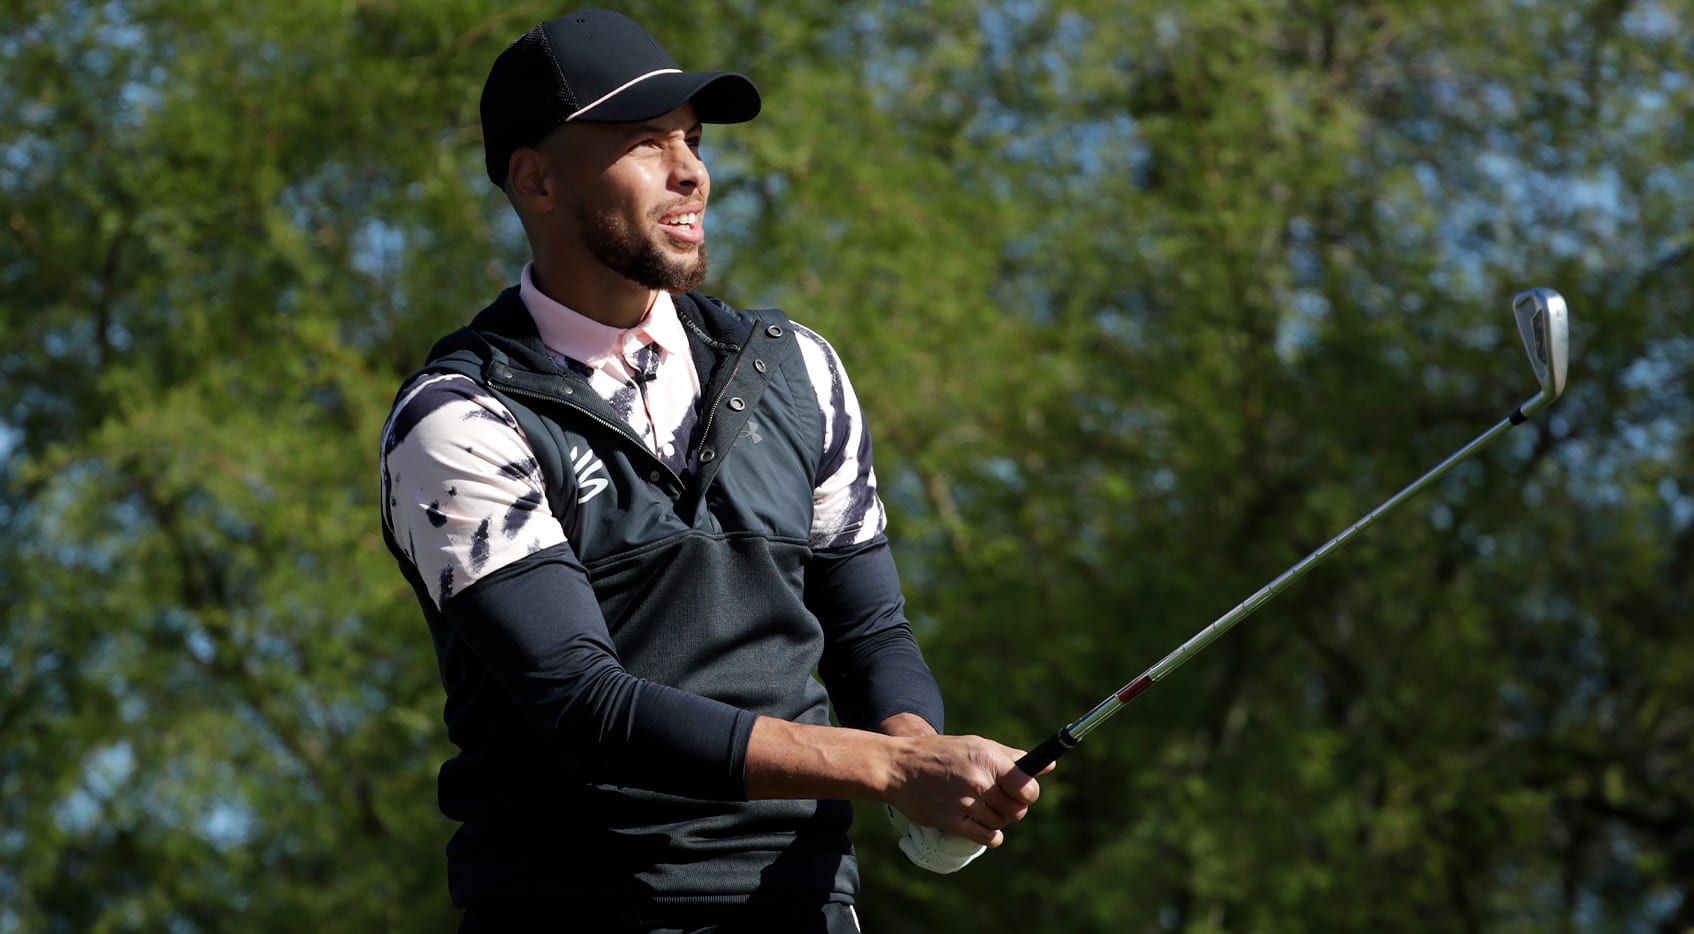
1015, 729, 1078, 776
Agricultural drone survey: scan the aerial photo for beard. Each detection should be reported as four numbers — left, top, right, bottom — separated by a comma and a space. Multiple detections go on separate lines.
577, 203, 709, 293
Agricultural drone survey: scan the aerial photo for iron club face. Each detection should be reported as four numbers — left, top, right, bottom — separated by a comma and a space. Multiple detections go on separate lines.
1513, 288, 1570, 412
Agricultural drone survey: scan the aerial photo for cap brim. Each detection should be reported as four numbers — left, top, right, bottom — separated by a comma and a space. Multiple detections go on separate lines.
570, 71, 761, 125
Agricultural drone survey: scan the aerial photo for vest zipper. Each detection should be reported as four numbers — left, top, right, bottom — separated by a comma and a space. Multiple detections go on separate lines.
695, 355, 748, 462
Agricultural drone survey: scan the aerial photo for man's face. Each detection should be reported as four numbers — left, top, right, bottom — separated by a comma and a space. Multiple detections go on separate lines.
551, 103, 711, 293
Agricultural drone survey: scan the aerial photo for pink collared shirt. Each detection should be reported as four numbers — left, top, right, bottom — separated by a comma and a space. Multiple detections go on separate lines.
521, 263, 701, 476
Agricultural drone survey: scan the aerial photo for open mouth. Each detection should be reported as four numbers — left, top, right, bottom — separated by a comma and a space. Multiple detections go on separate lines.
659, 207, 705, 244
650, 206, 697, 244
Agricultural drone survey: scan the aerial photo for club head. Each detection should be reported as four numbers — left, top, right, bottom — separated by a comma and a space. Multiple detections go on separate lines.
1512, 288, 1569, 404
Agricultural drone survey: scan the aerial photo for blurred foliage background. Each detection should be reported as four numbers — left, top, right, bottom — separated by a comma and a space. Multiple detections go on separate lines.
2, 0, 1691, 931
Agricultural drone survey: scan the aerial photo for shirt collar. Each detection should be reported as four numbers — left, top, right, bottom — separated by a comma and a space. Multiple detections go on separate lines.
519, 262, 691, 367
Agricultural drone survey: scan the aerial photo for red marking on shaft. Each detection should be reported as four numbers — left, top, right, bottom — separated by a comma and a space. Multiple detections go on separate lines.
1117, 676, 1155, 703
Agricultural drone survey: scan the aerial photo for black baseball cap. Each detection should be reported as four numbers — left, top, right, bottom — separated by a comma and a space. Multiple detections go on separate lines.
480, 9, 762, 188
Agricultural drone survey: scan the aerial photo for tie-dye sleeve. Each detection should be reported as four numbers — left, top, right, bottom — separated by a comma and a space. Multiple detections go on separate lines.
794, 325, 945, 732
379, 373, 568, 608
792, 323, 887, 550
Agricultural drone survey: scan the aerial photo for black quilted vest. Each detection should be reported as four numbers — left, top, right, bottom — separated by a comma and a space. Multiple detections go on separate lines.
383, 287, 857, 908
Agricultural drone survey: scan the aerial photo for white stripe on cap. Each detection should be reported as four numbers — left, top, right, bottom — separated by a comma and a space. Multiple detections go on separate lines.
567, 68, 683, 121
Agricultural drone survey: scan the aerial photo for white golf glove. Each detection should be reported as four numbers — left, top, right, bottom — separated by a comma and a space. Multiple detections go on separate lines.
887, 805, 987, 874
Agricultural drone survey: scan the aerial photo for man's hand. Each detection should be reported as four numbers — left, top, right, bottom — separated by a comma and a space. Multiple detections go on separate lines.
872, 712, 1037, 872
742, 717, 1046, 859
881, 733, 1040, 849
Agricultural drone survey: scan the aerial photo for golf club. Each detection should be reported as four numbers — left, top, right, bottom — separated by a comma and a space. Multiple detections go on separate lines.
1014, 288, 1572, 776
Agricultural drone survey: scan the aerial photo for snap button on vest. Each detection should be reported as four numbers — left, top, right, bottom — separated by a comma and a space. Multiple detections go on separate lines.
700, 449, 716, 463
765, 325, 783, 338
728, 397, 745, 411
753, 359, 766, 373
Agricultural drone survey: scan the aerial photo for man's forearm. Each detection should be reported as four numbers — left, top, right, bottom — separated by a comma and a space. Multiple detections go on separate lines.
742, 715, 1040, 848
743, 716, 904, 802
742, 710, 941, 800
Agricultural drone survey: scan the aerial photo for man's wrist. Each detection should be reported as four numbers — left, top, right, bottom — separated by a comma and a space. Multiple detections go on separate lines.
877, 711, 938, 739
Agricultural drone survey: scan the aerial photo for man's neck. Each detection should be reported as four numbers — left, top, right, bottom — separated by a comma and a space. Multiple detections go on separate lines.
530, 255, 657, 330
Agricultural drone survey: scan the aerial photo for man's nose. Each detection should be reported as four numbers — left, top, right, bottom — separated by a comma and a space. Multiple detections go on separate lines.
670, 144, 703, 190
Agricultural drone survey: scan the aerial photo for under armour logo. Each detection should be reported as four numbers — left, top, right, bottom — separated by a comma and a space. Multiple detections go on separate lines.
740, 420, 763, 444
569, 445, 609, 504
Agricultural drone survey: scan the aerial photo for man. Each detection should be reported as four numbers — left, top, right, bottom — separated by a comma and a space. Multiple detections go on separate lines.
379, 10, 1042, 931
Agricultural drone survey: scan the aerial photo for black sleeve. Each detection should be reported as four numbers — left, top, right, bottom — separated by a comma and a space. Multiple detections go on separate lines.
807, 535, 946, 733
443, 542, 756, 800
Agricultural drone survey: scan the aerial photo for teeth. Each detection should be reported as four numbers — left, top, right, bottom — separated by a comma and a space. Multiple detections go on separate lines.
665, 213, 698, 226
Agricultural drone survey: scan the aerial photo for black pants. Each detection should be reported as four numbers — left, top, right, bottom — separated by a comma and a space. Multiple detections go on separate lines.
458, 901, 860, 933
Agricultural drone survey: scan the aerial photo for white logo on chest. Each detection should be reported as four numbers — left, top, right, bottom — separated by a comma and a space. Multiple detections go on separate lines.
570, 445, 610, 504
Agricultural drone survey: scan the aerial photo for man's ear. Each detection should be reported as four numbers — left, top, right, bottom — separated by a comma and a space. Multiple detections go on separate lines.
506, 147, 555, 212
